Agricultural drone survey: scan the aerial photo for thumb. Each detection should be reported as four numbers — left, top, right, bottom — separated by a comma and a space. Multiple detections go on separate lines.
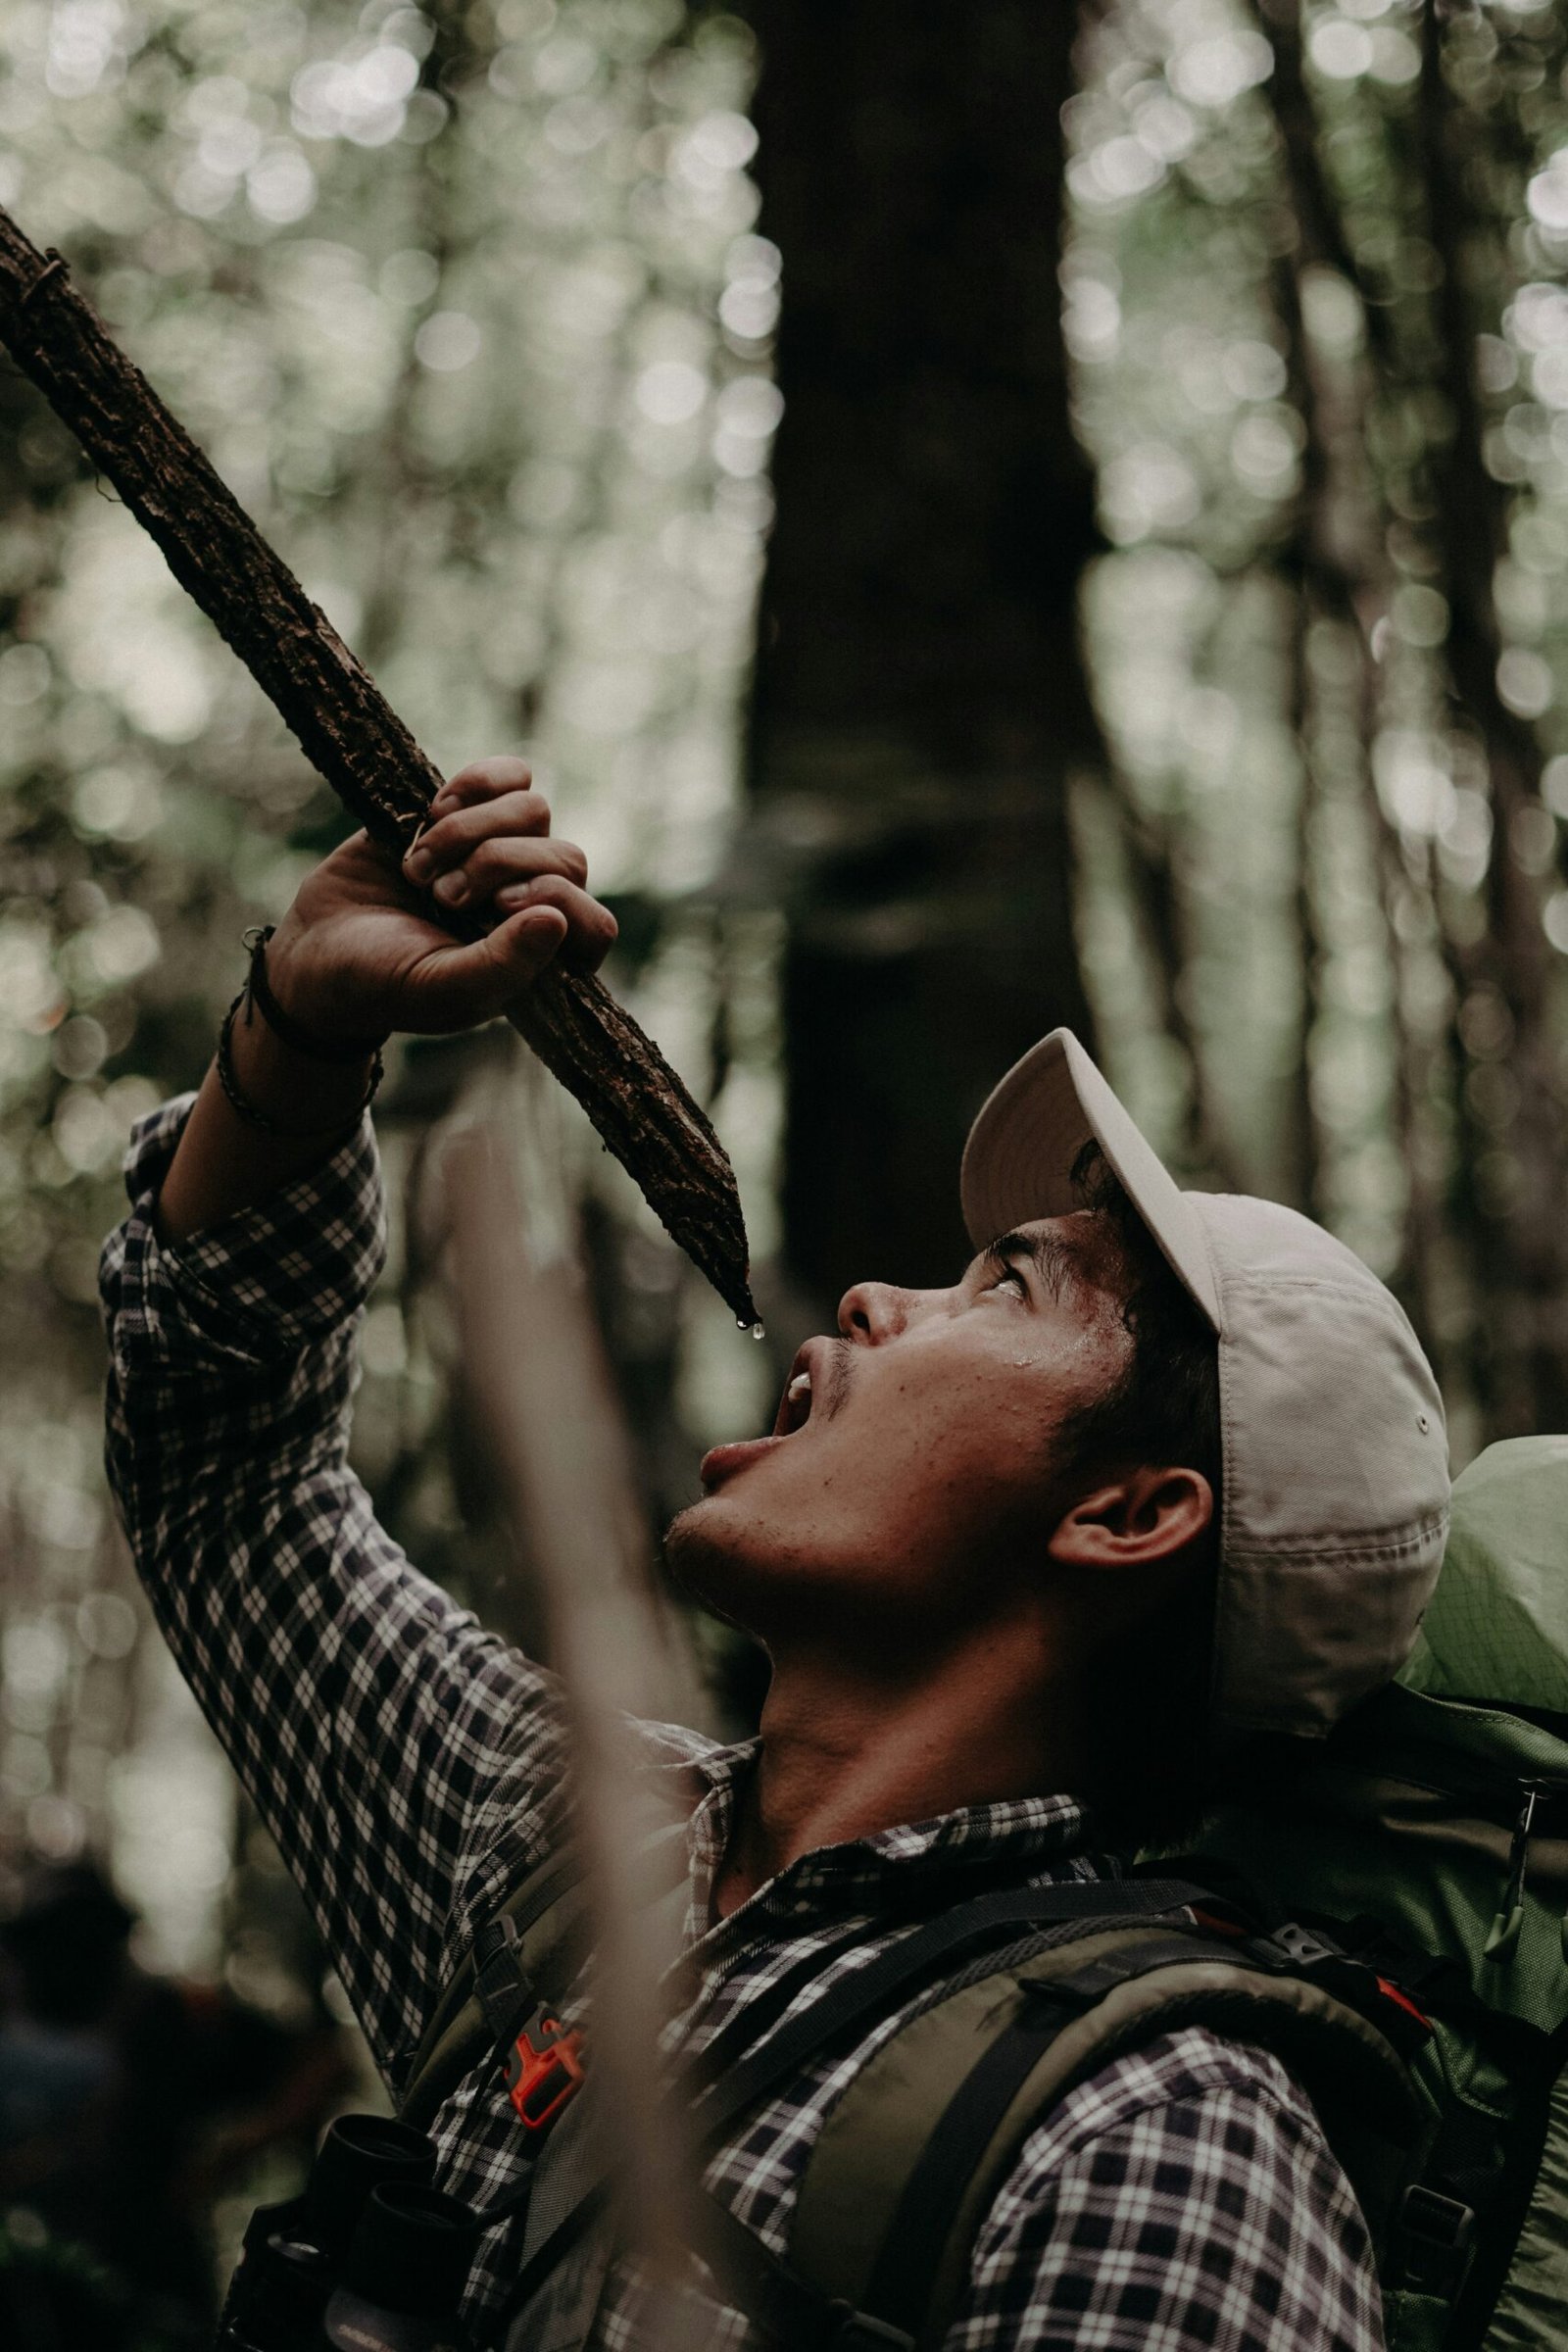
410, 906, 568, 1030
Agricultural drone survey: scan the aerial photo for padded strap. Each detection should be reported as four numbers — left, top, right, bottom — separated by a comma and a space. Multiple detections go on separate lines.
483, 1884, 1204, 2348
788, 1925, 1422, 2351
686, 1878, 1208, 2153
862, 2003, 1075, 2335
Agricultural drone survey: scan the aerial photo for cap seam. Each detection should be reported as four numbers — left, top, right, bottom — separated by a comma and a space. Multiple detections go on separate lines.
1218, 1272, 1422, 1315
1188, 1196, 1226, 1335
1209, 1327, 1242, 1731
1223, 1509, 1450, 1566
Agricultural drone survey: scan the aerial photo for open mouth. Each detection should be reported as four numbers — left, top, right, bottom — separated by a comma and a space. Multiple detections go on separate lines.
698, 1343, 828, 1491
772, 1350, 816, 1439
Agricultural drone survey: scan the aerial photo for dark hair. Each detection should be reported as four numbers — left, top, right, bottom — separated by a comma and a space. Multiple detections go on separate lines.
1057, 1141, 1225, 1852
1058, 1140, 1222, 1510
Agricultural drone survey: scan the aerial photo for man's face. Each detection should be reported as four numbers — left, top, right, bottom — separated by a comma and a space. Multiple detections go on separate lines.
665, 1212, 1140, 1646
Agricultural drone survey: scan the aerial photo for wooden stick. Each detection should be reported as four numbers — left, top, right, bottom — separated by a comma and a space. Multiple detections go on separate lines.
0, 207, 757, 1326
445, 1124, 709, 2338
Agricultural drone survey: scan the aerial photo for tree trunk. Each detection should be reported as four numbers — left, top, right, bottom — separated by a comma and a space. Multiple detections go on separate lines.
744, 0, 1102, 1299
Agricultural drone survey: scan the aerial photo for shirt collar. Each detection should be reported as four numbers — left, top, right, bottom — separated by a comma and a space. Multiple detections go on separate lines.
659, 1737, 1097, 1939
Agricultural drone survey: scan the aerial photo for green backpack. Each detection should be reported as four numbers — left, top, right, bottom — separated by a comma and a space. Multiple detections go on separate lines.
1199, 1435, 1568, 2352
400, 1438, 1568, 2352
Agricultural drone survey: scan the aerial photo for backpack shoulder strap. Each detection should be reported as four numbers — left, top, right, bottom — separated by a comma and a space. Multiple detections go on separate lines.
400, 1817, 695, 2133
684, 1877, 1213, 2154
785, 1923, 1423, 2352
482, 1882, 1215, 2350
398, 1842, 590, 2132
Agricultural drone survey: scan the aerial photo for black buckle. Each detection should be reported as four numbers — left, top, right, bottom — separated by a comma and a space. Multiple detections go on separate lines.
470, 1919, 527, 2036
1253, 1920, 1344, 1970
1392, 2184, 1476, 2299
826, 2307, 916, 2351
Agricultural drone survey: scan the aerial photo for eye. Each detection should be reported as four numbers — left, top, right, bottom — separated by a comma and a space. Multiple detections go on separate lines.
988, 1264, 1028, 1300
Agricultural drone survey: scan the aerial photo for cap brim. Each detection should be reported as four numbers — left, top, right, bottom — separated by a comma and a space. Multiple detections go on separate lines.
959, 1030, 1222, 1332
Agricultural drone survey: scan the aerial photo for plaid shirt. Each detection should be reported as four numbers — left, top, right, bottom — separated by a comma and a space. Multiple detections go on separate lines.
101, 1100, 1383, 2352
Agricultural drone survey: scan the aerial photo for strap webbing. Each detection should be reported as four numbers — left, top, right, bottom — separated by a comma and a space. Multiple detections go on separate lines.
686, 1878, 1207, 2153
486, 1880, 1204, 2345
700, 2184, 917, 2351
863, 2002, 1075, 2337
682, 1847, 1117, 2105
684, 1923, 892, 2101
402, 1825, 690, 2132
400, 1846, 583, 2118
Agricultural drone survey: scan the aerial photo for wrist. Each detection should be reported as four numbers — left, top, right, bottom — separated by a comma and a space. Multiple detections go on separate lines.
224, 994, 378, 1136
252, 920, 389, 1057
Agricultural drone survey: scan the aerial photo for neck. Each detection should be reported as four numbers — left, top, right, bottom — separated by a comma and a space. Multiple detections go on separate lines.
713, 1607, 1090, 1917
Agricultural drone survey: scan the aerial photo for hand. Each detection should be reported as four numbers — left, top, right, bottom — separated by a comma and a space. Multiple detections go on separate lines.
263, 758, 616, 1045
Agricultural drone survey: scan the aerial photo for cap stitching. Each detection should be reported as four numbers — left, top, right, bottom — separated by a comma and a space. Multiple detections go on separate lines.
1187, 1197, 1226, 1335
1209, 1328, 1242, 1732
1223, 1510, 1450, 1567
1220, 1272, 1421, 1317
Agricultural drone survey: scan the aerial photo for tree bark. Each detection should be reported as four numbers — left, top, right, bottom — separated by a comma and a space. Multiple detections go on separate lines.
0, 205, 756, 1326
743, 0, 1102, 1298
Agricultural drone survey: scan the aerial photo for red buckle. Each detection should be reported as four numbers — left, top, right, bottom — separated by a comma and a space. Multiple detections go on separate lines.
1188, 1907, 1248, 1939
505, 2015, 587, 2132
1375, 1975, 1433, 2034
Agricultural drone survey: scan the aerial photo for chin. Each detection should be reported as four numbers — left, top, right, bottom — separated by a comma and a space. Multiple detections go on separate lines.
662, 1492, 805, 1636
662, 1495, 747, 1620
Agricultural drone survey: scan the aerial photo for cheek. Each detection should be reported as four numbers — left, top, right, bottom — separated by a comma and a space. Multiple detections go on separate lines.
811, 1375, 1058, 1555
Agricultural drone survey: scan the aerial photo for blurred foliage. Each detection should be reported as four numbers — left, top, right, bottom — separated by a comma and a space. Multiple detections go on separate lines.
0, 0, 779, 1982
0, 0, 1566, 2115
1063, 0, 1568, 1462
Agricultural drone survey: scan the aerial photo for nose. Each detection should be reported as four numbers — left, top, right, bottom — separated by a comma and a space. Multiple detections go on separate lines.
837, 1279, 917, 1345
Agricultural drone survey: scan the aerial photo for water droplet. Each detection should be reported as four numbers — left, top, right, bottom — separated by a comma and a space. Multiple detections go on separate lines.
745, 1319, 766, 1341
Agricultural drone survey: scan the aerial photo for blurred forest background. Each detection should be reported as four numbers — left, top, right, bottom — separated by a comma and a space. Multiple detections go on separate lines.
2, 0, 1568, 2306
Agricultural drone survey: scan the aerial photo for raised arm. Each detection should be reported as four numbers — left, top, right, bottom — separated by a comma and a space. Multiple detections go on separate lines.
101, 762, 617, 2080
157, 757, 613, 1236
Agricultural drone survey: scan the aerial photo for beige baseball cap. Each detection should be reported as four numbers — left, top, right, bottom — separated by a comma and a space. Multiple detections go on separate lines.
960, 1029, 1449, 1741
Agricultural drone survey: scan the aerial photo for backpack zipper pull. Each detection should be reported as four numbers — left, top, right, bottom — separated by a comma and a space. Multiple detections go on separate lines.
1484, 1782, 1539, 1964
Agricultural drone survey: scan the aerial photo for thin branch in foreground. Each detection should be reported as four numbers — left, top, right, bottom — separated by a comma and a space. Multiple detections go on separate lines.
443, 1123, 710, 2342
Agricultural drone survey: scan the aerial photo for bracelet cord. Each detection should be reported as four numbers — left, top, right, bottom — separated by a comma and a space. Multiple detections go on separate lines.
217, 927, 385, 1137
242, 924, 389, 1061
216, 992, 383, 1137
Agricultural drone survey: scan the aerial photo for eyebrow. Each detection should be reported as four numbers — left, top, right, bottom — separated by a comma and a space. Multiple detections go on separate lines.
980, 1228, 1086, 1304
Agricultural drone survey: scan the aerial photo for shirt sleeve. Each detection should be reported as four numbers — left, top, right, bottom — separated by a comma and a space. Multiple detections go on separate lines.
100, 1098, 571, 2082
947, 2028, 1383, 2351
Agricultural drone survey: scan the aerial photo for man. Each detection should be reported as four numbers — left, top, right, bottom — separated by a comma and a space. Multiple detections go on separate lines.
101, 759, 1449, 2349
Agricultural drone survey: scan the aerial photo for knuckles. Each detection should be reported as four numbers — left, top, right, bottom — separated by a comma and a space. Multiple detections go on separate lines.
464, 835, 588, 889
418, 791, 552, 865
446, 758, 533, 797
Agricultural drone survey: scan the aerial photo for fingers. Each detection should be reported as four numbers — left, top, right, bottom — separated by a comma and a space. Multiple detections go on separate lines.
405, 885, 615, 1034
410, 906, 572, 1031
427, 832, 589, 912
492, 874, 617, 972
399, 763, 616, 993
434, 757, 537, 809
404, 787, 552, 892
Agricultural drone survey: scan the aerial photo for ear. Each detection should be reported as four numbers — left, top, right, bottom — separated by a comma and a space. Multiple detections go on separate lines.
1047, 1465, 1214, 1572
